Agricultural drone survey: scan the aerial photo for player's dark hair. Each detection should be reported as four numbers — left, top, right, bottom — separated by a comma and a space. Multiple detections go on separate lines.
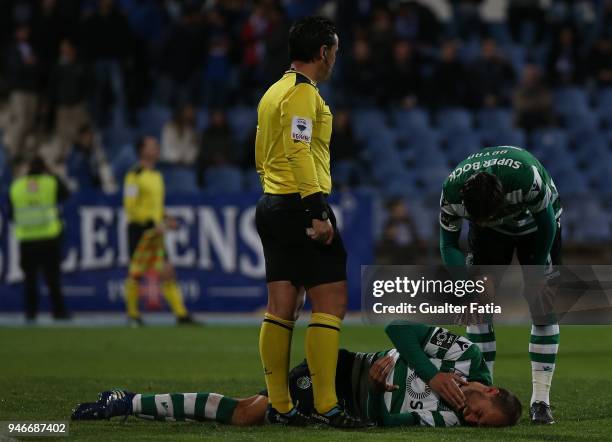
492, 388, 522, 426
460, 172, 505, 222
288, 16, 337, 63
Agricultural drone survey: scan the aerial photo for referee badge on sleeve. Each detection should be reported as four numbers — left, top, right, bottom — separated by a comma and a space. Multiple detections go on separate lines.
291, 116, 313, 142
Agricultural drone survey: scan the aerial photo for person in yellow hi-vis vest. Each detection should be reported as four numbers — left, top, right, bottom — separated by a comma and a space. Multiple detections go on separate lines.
123, 136, 195, 326
9, 156, 70, 322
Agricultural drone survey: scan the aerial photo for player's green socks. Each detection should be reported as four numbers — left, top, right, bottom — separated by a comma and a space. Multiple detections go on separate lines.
306, 312, 342, 414
466, 324, 496, 378
161, 280, 188, 318
530, 324, 559, 405
259, 312, 295, 414
125, 278, 140, 318
131, 392, 238, 423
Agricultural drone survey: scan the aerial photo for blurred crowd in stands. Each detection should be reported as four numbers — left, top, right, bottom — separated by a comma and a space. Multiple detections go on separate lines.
1, 0, 612, 259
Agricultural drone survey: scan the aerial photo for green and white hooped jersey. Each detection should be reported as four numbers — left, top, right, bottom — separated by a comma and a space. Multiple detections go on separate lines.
440, 146, 562, 236
372, 327, 492, 427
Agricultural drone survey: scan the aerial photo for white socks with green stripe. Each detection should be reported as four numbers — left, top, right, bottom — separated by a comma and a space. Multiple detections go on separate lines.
466, 324, 496, 378
530, 324, 559, 406
131, 393, 238, 423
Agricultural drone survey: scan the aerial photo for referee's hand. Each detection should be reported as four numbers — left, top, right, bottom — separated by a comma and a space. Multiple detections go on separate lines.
307, 219, 334, 245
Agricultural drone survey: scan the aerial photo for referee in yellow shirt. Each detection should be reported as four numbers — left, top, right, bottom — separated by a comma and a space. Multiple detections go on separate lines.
123, 136, 193, 325
255, 17, 366, 427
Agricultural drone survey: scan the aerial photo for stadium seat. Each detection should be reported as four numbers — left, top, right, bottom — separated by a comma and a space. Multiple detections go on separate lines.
111, 144, 138, 182
332, 159, 361, 187
444, 130, 480, 165
488, 22, 512, 46
476, 108, 513, 131
479, 127, 526, 148
203, 166, 243, 193
227, 106, 257, 143
554, 87, 590, 117
196, 108, 209, 132
243, 170, 262, 191
137, 105, 172, 139
392, 108, 430, 132
160, 166, 199, 194
352, 108, 388, 141
531, 128, 569, 155
436, 108, 473, 133
551, 167, 590, 198
414, 166, 451, 196
396, 127, 440, 152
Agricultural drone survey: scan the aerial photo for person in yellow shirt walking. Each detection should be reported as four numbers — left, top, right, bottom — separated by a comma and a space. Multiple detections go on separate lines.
123, 136, 194, 326
254, 16, 367, 428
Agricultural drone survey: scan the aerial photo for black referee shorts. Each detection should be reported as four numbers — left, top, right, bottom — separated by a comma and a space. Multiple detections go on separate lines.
255, 193, 347, 289
127, 221, 156, 258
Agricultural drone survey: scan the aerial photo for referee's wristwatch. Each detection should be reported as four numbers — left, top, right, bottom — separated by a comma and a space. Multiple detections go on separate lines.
302, 192, 329, 221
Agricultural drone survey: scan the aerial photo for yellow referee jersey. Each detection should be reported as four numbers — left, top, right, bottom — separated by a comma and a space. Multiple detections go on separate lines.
255, 69, 333, 198
123, 165, 164, 224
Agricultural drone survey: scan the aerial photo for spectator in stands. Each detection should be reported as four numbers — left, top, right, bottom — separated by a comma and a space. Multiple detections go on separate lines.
376, 199, 423, 264
239, 4, 271, 100
588, 36, 612, 87
343, 38, 381, 106
47, 39, 91, 154
546, 26, 585, 86
4, 24, 40, 160
468, 38, 515, 108
369, 7, 394, 63
196, 110, 236, 187
507, 0, 546, 45
393, 1, 440, 46
431, 40, 468, 108
262, 6, 290, 88
158, 4, 205, 107
65, 124, 117, 193
513, 63, 555, 132
160, 104, 199, 165
80, 0, 133, 125
202, 33, 232, 109
385, 40, 422, 108
331, 110, 362, 187
30, 0, 66, 82
452, 0, 486, 40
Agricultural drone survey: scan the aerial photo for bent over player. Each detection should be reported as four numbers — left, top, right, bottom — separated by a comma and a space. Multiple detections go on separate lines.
72, 321, 522, 428
439, 146, 561, 424
253, 17, 363, 427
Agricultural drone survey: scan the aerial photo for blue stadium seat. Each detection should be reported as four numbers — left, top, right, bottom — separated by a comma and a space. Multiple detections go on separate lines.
596, 88, 612, 113
243, 170, 262, 191
111, 144, 138, 182
196, 108, 209, 132
396, 127, 440, 152
504, 44, 526, 74
353, 108, 387, 140
437, 108, 472, 133
531, 128, 569, 155
137, 105, 172, 139
554, 87, 590, 117
444, 130, 480, 164
402, 146, 447, 168
488, 22, 512, 45
552, 167, 590, 197
227, 106, 257, 143
476, 108, 513, 131
392, 108, 430, 132
161, 166, 199, 194
203, 166, 243, 193
332, 160, 361, 187
479, 127, 526, 147
414, 166, 451, 196
102, 126, 138, 156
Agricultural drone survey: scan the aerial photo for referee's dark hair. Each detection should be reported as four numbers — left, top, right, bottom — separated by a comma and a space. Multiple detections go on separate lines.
289, 16, 337, 63
460, 172, 505, 223
134, 136, 153, 156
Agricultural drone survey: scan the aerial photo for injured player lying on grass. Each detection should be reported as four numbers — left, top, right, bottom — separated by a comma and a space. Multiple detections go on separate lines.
72, 321, 522, 428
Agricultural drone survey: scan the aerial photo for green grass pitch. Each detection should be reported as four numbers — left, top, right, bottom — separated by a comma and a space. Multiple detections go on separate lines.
1, 324, 611, 441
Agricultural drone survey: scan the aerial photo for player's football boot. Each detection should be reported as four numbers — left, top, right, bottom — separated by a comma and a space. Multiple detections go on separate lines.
310, 404, 374, 428
264, 405, 310, 426
177, 314, 199, 325
102, 389, 135, 420
71, 402, 107, 420
530, 401, 555, 424
128, 316, 144, 327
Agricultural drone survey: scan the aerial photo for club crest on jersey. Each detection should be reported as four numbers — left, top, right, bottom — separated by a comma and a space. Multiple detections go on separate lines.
296, 376, 311, 390
430, 329, 459, 349
291, 116, 312, 142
